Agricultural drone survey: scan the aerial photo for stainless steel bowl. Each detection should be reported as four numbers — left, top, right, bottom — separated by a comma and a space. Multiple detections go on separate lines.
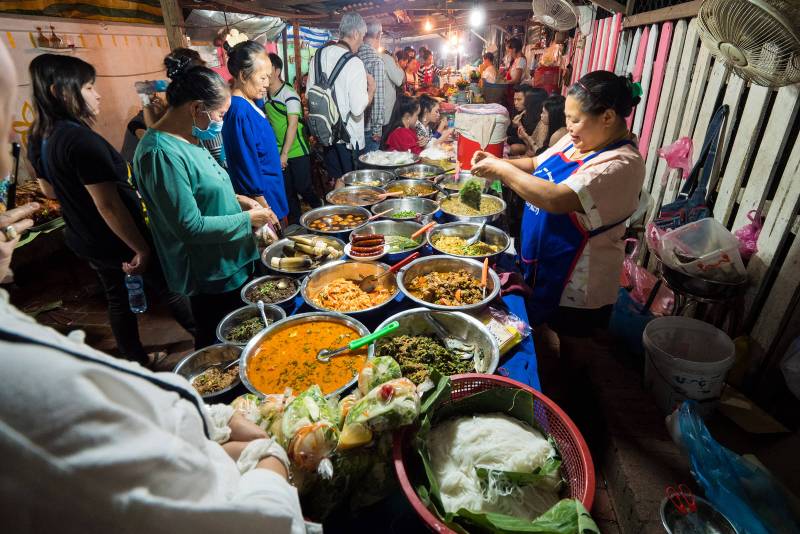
359, 151, 420, 169
301, 260, 399, 315
371, 197, 440, 224
261, 234, 346, 275
352, 220, 424, 263
240, 275, 301, 306
342, 169, 395, 188
173, 343, 243, 403
397, 255, 501, 312
216, 303, 287, 346
239, 312, 373, 399
395, 163, 445, 180
438, 171, 489, 192
438, 193, 506, 224
385, 179, 439, 200
326, 185, 386, 207
375, 307, 500, 375
300, 205, 371, 236
427, 222, 510, 261
660, 495, 738, 534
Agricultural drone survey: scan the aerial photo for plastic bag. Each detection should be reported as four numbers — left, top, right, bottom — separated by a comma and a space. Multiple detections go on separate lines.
621, 239, 674, 316
657, 136, 694, 182
780, 337, 800, 401
609, 288, 655, 356
734, 210, 764, 263
668, 401, 800, 534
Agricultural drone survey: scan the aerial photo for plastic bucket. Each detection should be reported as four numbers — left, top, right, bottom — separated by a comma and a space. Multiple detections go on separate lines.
457, 135, 504, 170
643, 317, 735, 415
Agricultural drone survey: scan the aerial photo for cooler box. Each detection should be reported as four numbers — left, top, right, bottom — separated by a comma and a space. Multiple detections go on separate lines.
454, 104, 509, 170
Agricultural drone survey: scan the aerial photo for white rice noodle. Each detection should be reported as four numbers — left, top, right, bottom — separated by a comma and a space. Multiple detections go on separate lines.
427, 413, 561, 520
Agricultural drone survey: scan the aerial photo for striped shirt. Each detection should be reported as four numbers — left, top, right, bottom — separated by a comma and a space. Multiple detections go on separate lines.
357, 43, 385, 138
417, 62, 440, 86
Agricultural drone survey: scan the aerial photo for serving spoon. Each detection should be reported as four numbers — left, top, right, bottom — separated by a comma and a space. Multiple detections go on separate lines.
357, 251, 419, 293
464, 221, 487, 246
316, 321, 399, 362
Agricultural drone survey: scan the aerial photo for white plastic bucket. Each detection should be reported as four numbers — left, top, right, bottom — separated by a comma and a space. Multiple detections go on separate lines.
643, 316, 735, 415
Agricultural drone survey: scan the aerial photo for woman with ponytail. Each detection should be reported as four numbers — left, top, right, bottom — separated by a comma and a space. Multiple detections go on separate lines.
27, 53, 195, 367
221, 41, 288, 225
471, 71, 645, 335
133, 57, 276, 347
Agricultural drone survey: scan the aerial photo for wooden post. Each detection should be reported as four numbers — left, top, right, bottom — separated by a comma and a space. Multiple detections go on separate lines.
281, 26, 289, 83
158, 0, 186, 50
293, 20, 302, 91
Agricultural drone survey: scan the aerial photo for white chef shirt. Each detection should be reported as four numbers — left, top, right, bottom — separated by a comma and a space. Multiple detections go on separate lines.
0, 289, 305, 534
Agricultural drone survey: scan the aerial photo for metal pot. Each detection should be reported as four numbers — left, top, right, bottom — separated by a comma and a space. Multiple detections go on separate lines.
395, 163, 445, 180
216, 303, 287, 346
397, 255, 501, 312
326, 185, 387, 208
300, 260, 399, 315
300, 205, 371, 239
375, 307, 500, 375
173, 344, 244, 404
261, 234, 346, 275
342, 169, 395, 188
384, 179, 439, 200
239, 312, 373, 399
427, 222, 510, 261
240, 275, 301, 307
437, 193, 506, 224
371, 197, 440, 224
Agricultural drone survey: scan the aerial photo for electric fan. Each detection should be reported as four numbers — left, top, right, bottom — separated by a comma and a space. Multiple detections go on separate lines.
532, 0, 578, 32
697, 0, 800, 87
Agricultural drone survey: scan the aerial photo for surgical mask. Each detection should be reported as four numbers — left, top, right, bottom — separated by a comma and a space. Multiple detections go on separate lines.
192, 111, 223, 141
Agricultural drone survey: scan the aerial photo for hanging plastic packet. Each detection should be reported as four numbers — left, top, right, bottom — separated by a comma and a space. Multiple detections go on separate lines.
733, 210, 764, 263
656, 136, 693, 185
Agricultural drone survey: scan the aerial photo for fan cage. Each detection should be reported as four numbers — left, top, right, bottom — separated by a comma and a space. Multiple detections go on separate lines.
697, 0, 800, 87
532, 0, 578, 31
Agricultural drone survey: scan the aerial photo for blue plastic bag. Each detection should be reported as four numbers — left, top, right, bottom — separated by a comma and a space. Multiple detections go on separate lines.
609, 288, 654, 356
670, 401, 800, 534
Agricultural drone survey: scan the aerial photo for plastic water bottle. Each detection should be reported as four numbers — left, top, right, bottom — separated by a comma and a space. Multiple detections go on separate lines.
134, 80, 169, 95
125, 274, 148, 314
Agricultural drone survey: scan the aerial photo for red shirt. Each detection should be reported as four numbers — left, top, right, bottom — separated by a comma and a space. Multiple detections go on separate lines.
385, 127, 422, 154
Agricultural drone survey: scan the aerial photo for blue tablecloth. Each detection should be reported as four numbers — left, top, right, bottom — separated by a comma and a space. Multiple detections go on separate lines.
284, 256, 540, 392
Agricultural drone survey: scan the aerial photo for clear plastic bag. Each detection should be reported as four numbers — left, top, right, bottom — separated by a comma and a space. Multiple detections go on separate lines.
668, 401, 800, 534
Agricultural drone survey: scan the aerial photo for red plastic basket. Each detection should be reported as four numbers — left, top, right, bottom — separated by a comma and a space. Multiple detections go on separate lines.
393, 373, 595, 532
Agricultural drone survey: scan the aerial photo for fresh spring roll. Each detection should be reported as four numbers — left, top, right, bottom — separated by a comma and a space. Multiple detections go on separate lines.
357, 356, 402, 396
339, 378, 420, 449
257, 392, 295, 442
231, 393, 262, 425
281, 385, 340, 476
337, 390, 363, 423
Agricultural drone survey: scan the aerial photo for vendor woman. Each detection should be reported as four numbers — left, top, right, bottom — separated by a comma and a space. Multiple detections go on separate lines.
471, 71, 644, 334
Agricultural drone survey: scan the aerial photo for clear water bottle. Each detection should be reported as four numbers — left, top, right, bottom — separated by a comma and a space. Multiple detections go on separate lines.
134, 79, 169, 95
125, 274, 148, 314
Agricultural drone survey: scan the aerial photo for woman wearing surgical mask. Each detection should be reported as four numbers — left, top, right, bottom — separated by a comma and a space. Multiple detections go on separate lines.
221, 41, 288, 227
26, 54, 196, 367
133, 57, 276, 348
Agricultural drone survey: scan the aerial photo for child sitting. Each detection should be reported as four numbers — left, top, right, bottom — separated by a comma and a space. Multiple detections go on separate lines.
382, 95, 423, 154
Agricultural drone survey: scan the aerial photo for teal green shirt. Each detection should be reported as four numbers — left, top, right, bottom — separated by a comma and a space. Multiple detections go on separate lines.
133, 129, 258, 296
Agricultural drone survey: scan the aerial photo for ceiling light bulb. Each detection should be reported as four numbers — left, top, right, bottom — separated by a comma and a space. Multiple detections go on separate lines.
424, 19, 432, 32
469, 7, 485, 28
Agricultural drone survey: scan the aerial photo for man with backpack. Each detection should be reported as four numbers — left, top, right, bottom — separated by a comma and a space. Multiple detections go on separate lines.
306, 12, 375, 187
265, 52, 322, 224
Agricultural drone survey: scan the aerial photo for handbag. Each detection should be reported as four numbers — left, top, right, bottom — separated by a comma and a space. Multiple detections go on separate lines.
654, 105, 729, 230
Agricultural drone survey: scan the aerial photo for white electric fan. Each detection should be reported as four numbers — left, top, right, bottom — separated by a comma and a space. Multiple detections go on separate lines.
696, 0, 800, 87
532, 0, 578, 32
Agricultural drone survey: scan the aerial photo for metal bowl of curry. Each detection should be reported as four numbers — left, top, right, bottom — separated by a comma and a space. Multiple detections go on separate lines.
239, 312, 373, 399
396, 255, 501, 312
301, 260, 399, 315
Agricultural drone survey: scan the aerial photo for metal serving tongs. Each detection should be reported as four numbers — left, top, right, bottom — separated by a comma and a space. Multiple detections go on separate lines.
317, 321, 399, 362
423, 312, 476, 360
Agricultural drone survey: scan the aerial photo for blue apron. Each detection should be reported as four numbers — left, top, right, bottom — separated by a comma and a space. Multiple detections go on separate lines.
520, 140, 633, 325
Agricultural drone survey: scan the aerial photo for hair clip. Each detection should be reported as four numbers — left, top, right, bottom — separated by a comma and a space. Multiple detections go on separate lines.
631, 81, 643, 98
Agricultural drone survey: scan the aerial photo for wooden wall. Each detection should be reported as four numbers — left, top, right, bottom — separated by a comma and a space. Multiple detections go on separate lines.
569, 12, 800, 390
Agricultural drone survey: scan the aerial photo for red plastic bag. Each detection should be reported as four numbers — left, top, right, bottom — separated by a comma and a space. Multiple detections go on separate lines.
733, 210, 764, 263
621, 238, 674, 316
